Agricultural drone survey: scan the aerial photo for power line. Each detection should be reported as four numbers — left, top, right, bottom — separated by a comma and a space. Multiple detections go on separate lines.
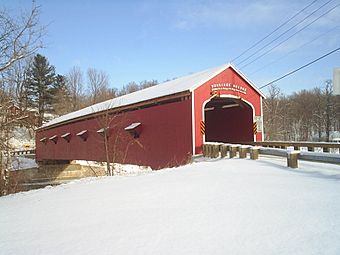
235, 0, 333, 66
231, 0, 319, 63
259, 46, 340, 90
249, 24, 340, 75
241, 2, 340, 69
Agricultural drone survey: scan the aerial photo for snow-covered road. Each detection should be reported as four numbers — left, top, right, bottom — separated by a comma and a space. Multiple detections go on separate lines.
1, 157, 340, 255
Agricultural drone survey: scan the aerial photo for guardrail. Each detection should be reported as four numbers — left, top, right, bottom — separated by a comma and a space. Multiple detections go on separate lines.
251, 141, 340, 153
202, 143, 340, 168
2, 149, 36, 157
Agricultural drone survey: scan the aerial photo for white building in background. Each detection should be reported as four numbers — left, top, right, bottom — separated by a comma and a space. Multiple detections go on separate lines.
333, 68, 340, 95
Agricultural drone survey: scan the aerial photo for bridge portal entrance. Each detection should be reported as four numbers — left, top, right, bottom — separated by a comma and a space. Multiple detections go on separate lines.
204, 97, 254, 144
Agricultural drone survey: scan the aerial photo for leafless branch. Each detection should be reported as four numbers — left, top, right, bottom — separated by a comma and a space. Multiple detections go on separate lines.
0, 1, 45, 72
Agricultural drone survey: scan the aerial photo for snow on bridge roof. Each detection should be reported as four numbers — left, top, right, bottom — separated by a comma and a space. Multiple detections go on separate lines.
40, 63, 262, 129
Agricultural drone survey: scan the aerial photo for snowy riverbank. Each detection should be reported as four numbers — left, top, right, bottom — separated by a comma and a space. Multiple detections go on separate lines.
1, 157, 340, 255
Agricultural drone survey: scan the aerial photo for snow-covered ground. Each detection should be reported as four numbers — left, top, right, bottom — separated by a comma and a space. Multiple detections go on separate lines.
1, 157, 340, 255
8, 127, 35, 150
9, 157, 38, 170
74, 160, 152, 175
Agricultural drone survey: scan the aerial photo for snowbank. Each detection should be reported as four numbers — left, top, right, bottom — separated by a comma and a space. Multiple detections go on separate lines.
74, 160, 152, 175
1, 158, 340, 255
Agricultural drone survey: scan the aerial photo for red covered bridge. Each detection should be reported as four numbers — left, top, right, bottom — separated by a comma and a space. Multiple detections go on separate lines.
36, 64, 265, 169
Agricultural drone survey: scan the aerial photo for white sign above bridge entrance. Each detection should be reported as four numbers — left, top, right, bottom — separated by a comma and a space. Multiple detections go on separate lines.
210, 83, 247, 95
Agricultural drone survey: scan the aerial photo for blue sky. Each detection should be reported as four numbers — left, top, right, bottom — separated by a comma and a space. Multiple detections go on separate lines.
2, 0, 340, 94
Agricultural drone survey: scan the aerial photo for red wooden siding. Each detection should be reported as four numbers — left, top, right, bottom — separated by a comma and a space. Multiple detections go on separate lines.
36, 99, 192, 169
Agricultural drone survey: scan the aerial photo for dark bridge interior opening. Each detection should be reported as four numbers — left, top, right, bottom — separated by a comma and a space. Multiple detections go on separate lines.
204, 97, 253, 144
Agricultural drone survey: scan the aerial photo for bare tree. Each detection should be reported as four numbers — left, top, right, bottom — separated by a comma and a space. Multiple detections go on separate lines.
263, 84, 284, 140
0, 1, 44, 196
118, 81, 139, 96
0, 1, 44, 72
139, 79, 158, 89
8, 58, 32, 109
86, 68, 112, 104
263, 81, 340, 142
0, 84, 17, 195
66, 66, 84, 111
118, 80, 158, 96
94, 109, 143, 176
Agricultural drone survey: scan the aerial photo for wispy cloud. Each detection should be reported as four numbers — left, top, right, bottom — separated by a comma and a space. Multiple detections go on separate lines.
172, 0, 294, 30
310, 4, 340, 28
172, 0, 340, 34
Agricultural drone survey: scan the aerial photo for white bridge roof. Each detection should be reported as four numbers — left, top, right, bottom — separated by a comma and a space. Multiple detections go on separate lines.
41, 63, 263, 129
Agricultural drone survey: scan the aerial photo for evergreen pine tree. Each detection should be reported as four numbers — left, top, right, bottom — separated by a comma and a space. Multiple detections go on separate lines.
26, 54, 55, 126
